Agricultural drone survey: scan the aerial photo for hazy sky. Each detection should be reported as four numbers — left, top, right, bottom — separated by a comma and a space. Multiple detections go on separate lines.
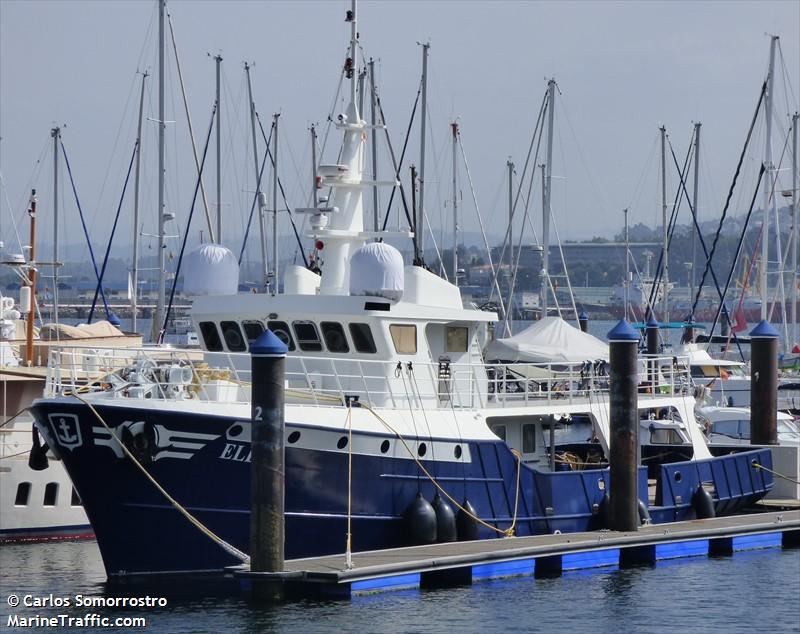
1, 0, 798, 267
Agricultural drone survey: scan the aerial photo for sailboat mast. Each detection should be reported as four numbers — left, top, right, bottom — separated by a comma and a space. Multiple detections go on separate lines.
510, 158, 514, 271
761, 35, 778, 321
660, 124, 668, 322
418, 42, 429, 259
792, 111, 798, 345
131, 71, 148, 333
507, 159, 514, 279
271, 113, 280, 295
624, 207, 630, 321
214, 53, 223, 245
451, 122, 458, 285
153, 0, 166, 343
51, 126, 60, 324
691, 122, 701, 303
541, 78, 555, 318
245, 62, 269, 290
25, 190, 37, 366
369, 58, 378, 233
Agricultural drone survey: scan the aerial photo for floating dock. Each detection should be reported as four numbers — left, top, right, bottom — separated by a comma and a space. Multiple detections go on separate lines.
234, 511, 800, 598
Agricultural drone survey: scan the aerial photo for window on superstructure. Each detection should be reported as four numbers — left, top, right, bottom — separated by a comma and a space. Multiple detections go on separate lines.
70, 487, 82, 507
43, 482, 58, 507
446, 326, 469, 353
321, 322, 350, 353
293, 321, 323, 352
491, 425, 506, 442
221, 321, 247, 352
349, 323, 377, 353
267, 321, 296, 351
199, 321, 223, 352
15, 482, 31, 506
522, 424, 536, 454
242, 320, 265, 348
389, 324, 417, 354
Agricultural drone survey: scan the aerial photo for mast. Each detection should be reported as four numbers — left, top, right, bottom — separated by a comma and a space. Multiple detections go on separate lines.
152, 0, 166, 343
541, 78, 556, 318
624, 207, 630, 321
214, 53, 223, 245
691, 122, 701, 304
51, 126, 60, 324
271, 113, 280, 295
369, 58, 378, 233
315, 0, 366, 295
660, 124, 669, 322
507, 159, 514, 276
792, 111, 798, 345
451, 122, 459, 285
418, 42, 429, 259
25, 190, 37, 366
131, 71, 148, 332
761, 35, 778, 320
245, 62, 269, 290
310, 124, 318, 207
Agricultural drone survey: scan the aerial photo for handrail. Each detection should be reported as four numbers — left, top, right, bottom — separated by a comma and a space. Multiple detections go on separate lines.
43, 344, 693, 412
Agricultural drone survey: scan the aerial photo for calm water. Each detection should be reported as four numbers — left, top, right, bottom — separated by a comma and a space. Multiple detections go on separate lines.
1, 540, 798, 633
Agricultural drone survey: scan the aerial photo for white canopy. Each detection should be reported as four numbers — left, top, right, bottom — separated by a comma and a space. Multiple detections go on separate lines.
486, 316, 609, 363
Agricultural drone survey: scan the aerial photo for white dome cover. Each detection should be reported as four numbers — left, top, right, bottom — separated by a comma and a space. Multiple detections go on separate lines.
183, 244, 239, 296
349, 242, 404, 301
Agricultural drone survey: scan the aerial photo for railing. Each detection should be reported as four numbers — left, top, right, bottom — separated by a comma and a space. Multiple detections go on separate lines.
44, 345, 692, 412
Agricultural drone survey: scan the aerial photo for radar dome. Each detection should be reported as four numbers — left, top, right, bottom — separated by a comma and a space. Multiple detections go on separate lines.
349, 242, 404, 301
183, 244, 239, 296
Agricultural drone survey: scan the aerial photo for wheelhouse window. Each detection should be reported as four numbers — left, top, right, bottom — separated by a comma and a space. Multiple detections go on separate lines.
267, 321, 296, 351
349, 323, 377, 354
199, 321, 223, 352
446, 326, 469, 353
221, 321, 247, 352
242, 320, 265, 347
321, 322, 349, 353
292, 321, 323, 352
390, 324, 417, 354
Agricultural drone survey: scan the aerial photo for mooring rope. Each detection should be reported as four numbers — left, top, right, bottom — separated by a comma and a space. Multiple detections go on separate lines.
68, 392, 250, 564
345, 405, 354, 570
0, 407, 31, 429
751, 461, 800, 485
360, 402, 521, 537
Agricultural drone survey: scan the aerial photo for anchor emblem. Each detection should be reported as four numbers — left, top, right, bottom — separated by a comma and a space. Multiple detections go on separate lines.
47, 413, 83, 451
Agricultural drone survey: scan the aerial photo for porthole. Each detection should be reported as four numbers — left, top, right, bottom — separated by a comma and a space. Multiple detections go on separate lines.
674, 471, 683, 483
380, 440, 390, 454
418, 442, 427, 457
337, 436, 349, 450
287, 431, 301, 444
229, 424, 243, 438
454, 445, 462, 459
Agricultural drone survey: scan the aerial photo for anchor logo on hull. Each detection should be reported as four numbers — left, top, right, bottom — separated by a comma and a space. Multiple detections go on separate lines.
47, 413, 83, 451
